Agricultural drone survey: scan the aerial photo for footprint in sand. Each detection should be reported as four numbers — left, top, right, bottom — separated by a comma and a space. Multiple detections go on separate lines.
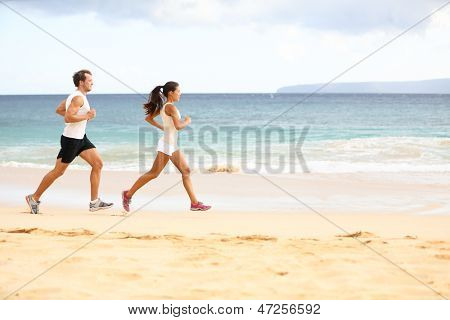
335, 231, 377, 238
105, 232, 183, 241
125, 233, 160, 241
104, 232, 133, 240
236, 235, 277, 241
162, 234, 184, 241
220, 235, 276, 243
0, 228, 94, 237
267, 268, 289, 276
427, 240, 446, 245
435, 254, 450, 260
136, 235, 161, 240
55, 229, 95, 237
0, 227, 38, 234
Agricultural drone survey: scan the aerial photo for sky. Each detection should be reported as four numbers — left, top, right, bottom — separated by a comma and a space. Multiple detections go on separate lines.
0, 0, 449, 94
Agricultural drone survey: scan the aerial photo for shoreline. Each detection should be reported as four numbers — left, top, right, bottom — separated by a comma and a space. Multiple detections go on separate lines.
1, 167, 448, 215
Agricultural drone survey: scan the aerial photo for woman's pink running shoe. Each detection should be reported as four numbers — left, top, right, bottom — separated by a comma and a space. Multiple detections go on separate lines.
190, 201, 211, 211
122, 190, 131, 213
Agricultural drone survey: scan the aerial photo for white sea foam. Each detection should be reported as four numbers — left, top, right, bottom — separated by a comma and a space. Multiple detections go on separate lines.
1, 137, 449, 174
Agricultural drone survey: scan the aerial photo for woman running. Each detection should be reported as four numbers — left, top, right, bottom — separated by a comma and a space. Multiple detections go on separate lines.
122, 81, 211, 212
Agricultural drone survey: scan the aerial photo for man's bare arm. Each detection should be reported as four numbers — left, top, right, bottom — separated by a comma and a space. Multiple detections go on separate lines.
55, 99, 66, 117
64, 96, 94, 123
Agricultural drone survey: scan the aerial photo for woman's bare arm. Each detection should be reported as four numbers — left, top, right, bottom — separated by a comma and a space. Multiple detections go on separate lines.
145, 112, 164, 131
165, 103, 190, 130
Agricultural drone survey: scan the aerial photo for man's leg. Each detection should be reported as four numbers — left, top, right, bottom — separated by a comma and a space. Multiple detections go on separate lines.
33, 158, 69, 201
80, 147, 113, 211
79, 148, 103, 201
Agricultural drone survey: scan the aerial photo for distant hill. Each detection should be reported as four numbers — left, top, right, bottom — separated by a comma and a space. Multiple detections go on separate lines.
277, 78, 450, 94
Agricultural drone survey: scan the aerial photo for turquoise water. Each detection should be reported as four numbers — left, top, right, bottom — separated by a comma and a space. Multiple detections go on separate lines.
0, 93, 449, 173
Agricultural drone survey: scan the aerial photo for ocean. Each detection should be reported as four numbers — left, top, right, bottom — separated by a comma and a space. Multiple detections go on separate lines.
0, 93, 449, 174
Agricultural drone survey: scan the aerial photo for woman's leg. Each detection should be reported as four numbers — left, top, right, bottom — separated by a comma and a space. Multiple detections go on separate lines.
170, 150, 198, 204
126, 151, 170, 198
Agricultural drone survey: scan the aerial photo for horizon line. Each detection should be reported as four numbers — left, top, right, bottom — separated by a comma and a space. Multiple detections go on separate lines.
1, 92, 450, 96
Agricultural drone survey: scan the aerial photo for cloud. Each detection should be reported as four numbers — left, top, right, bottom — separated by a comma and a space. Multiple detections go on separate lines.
6, 0, 447, 33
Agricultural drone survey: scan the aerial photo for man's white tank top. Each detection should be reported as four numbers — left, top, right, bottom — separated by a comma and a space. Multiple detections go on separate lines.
63, 90, 90, 139
160, 102, 181, 146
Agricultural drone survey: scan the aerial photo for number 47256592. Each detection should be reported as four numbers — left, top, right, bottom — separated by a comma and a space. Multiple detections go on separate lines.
257, 303, 320, 315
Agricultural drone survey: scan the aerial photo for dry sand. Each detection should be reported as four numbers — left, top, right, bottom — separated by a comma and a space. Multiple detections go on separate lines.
0, 167, 449, 299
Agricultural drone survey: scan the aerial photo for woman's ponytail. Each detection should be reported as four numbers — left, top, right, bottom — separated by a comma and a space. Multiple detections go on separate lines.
143, 85, 164, 116
143, 82, 179, 116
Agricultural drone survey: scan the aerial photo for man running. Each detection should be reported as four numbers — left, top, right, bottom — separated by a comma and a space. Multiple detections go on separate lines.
25, 69, 113, 214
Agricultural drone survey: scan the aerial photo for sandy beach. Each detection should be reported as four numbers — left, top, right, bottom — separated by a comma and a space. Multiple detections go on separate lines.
1, 167, 449, 299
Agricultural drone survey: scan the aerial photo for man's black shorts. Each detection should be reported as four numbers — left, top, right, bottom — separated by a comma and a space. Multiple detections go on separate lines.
57, 134, 96, 163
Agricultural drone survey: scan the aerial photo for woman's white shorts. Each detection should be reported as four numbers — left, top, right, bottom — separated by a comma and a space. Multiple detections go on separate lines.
156, 138, 178, 156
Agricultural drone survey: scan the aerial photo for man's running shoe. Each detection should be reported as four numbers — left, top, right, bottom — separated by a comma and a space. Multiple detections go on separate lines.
89, 198, 113, 212
25, 194, 40, 214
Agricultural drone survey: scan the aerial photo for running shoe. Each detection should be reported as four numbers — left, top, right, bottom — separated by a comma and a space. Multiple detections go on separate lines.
25, 194, 40, 214
190, 201, 211, 211
122, 190, 132, 213
89, 198, 113, 212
